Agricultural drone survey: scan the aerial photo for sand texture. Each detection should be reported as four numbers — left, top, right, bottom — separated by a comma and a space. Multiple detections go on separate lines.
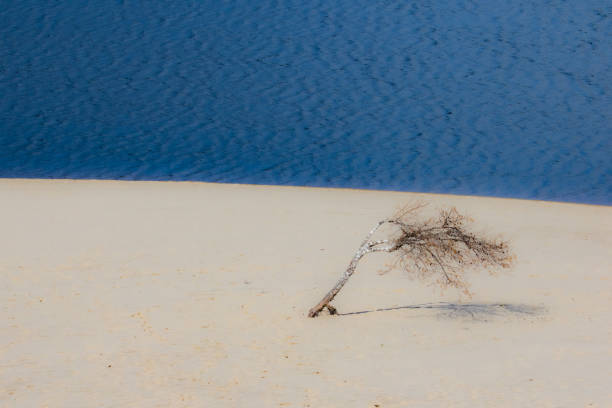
1, 179, 611, 407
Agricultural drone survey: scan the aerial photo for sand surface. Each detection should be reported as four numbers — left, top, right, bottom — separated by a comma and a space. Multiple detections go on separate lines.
1, 179, 611, 407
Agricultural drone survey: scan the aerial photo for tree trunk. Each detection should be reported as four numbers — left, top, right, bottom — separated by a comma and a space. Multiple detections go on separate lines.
307, 251, 366, 317
308, 220, 388, 317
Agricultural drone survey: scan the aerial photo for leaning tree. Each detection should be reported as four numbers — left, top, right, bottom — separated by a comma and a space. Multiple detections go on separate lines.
308, 204, 514, 317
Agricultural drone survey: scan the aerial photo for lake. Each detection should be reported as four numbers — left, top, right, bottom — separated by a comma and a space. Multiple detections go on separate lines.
1, 0, 610, 204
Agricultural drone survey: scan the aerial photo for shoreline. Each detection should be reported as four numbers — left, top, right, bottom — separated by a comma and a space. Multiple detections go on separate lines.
2, 177, 610, 208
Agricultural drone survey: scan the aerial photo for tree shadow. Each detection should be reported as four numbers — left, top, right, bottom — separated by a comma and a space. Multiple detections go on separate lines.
338, 302, 547, 321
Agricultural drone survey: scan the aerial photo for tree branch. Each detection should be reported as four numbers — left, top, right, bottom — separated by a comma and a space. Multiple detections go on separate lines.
308, 204, 513, 317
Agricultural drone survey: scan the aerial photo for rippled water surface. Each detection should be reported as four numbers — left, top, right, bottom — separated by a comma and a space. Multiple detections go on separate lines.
1, 1, 610, 204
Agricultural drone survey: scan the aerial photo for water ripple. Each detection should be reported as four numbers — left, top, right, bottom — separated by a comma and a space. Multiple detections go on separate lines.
1, 1, 610, 204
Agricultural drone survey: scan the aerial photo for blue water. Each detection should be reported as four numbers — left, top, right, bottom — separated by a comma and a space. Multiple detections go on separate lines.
1, 1, 610, 204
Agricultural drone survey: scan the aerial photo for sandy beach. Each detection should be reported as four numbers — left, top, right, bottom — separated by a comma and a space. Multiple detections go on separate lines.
1, 179, 611, 407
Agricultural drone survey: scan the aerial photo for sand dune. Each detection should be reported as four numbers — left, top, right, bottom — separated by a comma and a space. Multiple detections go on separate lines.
1, 179, 611, 407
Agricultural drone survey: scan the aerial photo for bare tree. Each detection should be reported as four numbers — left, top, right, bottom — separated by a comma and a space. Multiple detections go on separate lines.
308, 204, 514, 317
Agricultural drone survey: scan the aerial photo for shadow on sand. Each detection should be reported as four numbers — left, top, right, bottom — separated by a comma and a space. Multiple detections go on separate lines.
338, 302, 547, 321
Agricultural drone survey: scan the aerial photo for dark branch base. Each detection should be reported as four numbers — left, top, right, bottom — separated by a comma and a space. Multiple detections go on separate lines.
308, 304, 338, 318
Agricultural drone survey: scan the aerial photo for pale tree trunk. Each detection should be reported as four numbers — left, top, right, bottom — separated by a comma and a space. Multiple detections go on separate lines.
308, 220, 394, 317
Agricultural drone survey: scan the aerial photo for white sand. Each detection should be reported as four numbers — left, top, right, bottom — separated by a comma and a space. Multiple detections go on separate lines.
1, 179, 611, 407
